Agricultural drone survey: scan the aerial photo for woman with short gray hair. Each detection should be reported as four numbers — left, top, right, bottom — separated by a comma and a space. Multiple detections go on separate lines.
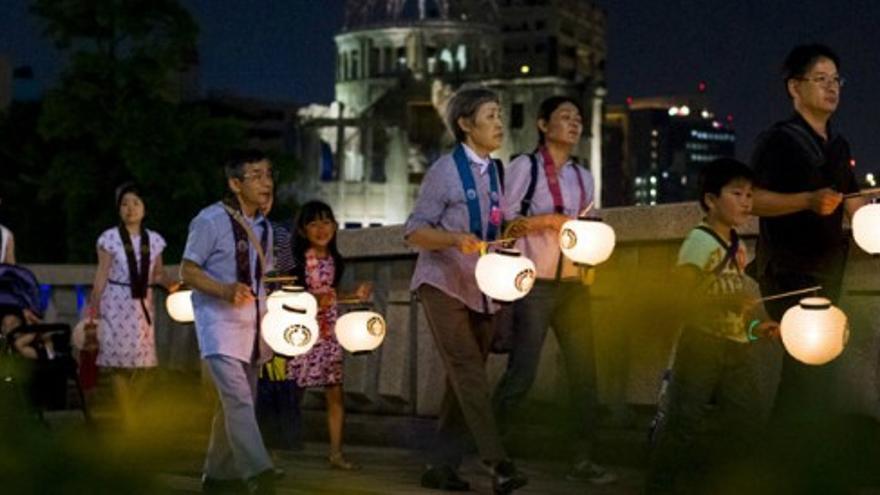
405, 88, 528, 494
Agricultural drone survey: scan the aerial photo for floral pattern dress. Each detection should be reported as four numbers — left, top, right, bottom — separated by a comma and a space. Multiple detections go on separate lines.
96, 227, 165, 368
287, 249, 344, 387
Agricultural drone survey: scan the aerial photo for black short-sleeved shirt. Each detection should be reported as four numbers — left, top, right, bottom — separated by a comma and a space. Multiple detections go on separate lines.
751, 113, 859, 279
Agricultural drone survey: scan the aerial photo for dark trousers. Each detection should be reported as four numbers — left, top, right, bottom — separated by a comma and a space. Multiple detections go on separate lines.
759, 270, 850, 493
759, 270, 842, 422
646, 328, 763, 493
418, 285, 507, 468
491, 281, 598, 461
256, 375, 302, 450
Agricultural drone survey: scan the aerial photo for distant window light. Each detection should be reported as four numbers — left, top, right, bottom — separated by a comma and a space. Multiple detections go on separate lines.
456, 44, 467, 71
520, 64, 531, 74
690, 129, 735, 142
685, 142, 710, 151
439, 48, 454, 72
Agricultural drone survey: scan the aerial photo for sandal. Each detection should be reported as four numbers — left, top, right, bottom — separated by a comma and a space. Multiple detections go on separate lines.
328, 452, 361, 471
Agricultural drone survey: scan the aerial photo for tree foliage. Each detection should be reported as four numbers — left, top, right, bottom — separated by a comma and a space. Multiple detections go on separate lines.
26, 0, 248, 262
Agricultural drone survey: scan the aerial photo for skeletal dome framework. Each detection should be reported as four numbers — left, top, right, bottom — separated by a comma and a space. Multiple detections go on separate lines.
344, 0, 499, 30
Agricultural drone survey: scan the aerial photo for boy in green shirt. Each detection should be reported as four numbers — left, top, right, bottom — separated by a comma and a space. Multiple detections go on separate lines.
646, 158, 779, 494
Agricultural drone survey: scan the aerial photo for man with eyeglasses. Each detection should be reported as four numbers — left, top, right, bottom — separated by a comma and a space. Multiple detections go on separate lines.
181, 149, 278, 494
749, 44, 864, 491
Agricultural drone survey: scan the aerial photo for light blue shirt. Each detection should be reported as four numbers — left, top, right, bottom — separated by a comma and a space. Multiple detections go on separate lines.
182, 202, 274, 363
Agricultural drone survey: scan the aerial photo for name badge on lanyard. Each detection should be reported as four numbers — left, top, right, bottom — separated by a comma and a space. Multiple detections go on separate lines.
453, 144, 501, 241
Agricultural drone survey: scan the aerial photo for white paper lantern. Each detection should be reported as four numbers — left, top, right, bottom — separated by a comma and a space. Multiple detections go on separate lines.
267, 285, 318, 316
261, 304, 319, 357
559, 217, 616, 266
165, 289, 194, 323
474, 248, 536, 302
780, 297, 848, 365
852, 203, 880, 255
335, 310, 386, 354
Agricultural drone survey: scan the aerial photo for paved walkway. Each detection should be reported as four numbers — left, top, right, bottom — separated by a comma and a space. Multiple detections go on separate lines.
158, 442, 644, 494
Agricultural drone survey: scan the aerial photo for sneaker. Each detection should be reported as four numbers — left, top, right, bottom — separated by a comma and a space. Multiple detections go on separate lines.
420, 465, 470, 491
489, 460, 528, 494
244, 469, 276, 495
566, 460, 618, 484
201, 475, 245, 494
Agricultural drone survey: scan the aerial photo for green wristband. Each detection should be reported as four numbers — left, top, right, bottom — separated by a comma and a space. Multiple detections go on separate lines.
747, 319, 761, 342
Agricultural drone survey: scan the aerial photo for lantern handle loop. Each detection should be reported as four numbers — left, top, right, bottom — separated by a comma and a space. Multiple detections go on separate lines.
756, 285, 822, 303
578, 200, 595, 217
483, 237, 517, 247
843, 187, 880, 199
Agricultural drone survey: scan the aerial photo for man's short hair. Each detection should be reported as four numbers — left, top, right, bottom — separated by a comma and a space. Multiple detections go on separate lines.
782, 44, 841, 86
224, 149, 269, 180
445, 88, 500, 143
697, 158, 755, 211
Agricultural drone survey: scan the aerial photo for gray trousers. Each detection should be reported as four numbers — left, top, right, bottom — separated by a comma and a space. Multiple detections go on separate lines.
203, 354, 273, 480
418, 285, 507, 468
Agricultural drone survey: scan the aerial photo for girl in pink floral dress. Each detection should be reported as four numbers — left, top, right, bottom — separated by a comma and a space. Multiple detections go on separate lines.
287, 201, 370, 470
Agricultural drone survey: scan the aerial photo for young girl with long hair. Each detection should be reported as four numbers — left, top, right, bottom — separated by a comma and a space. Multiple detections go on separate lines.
287, 200, 370, 470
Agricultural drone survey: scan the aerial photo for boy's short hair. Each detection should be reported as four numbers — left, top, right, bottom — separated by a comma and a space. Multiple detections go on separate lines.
697, 158, 755, 211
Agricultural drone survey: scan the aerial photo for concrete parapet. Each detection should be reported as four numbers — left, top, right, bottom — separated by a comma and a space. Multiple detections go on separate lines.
21, 201, 880, 422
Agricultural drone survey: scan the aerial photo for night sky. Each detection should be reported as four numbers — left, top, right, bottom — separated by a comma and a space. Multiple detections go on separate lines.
2, 0, 879, 173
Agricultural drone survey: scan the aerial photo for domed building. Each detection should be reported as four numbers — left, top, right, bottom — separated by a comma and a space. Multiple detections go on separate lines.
295, 0, 607, 226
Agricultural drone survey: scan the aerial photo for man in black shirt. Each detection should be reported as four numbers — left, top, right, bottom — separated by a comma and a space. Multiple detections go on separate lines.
751, 43, 865, 492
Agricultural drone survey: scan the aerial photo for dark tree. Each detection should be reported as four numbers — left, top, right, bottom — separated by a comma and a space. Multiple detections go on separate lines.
29, 0, 246, 262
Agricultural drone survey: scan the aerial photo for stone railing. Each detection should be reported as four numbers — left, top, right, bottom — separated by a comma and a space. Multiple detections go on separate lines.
23, 202, 880, 419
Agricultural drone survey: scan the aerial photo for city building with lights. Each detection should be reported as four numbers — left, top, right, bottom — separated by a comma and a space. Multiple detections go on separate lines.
602, 89, 736, 206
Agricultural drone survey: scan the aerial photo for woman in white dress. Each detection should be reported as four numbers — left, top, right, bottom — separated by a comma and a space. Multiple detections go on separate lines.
87, 183, 172, 423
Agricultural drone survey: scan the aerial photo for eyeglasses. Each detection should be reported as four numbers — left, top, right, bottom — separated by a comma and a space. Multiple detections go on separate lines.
241, 170, 276, 182
797, 75, 846, 88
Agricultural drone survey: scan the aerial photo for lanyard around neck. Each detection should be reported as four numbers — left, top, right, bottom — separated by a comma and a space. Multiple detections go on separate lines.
538, 146, 586, 213
222, 202, 269, 287
452, 144, 500, 241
